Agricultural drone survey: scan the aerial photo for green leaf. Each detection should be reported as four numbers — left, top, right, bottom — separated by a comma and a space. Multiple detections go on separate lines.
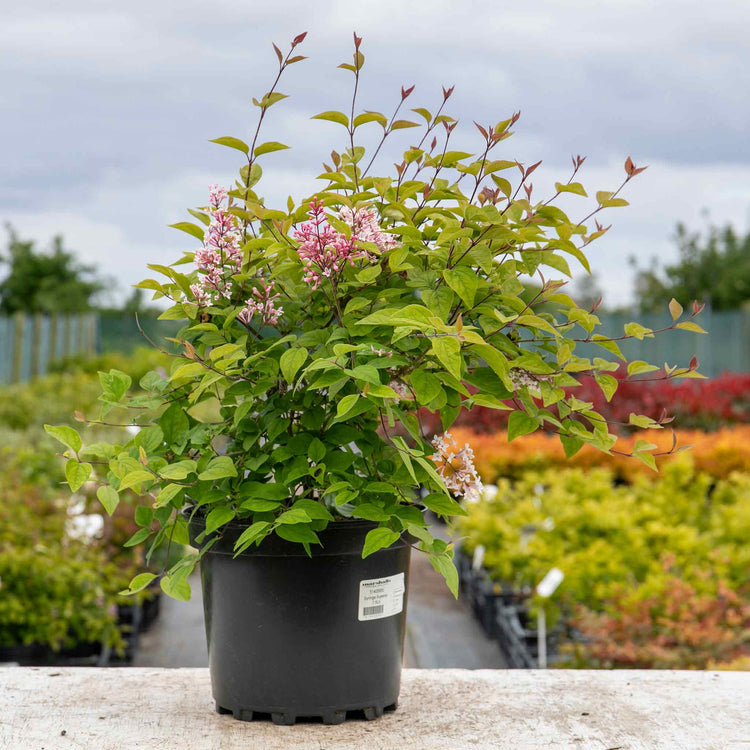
422, 493, 467, 517
160, 460, 197, 480
124, 528, 151, 547
429, 553, 459, 598
308, 438, 326, 463
280, 347, 308, 384
65, 459, 92, 492
234, 521, 271, 554
627, 360, 660, 376
624, 322, 654, 340
254, 141, 290, 157
169, 222, 205, 241
277, 508, 312, 524
160, 404, 189, 448
205, 507, 236, 535
209, 136, 250, 154
44, 424, 82, 453
155, 483, 184, 508
594, 373, 618, 402
198, 456, 238, 481
443, 267, 478, 308
676, 321, 707, 334
336, 393, 360, 419
160, 575, 191, 601
275, 524, 320, 544
410, 368, 442, 404
560, 434, 584, 459
431, 337, 462, 381
668, 298, 683, 321
119, 572, 157, 596
362, 527, 400, 558
555, 181, 587, 197
96, 486, 119, 515
311, 110, 349, 127
507, 411, 539, 442
353, 111, 388, 128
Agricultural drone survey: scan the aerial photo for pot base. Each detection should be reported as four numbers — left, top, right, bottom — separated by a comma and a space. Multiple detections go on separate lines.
216, 700, 398, 725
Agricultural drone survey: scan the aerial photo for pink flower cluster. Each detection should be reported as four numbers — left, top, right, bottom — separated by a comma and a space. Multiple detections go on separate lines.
237, 281, 283, 327
430, 432, 483, 501
339, 205, 398, 253
294, 200, 394, 290
189, 185, 283, 327
190, 184, 243, 305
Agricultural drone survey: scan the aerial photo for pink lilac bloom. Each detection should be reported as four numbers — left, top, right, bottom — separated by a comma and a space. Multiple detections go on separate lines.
339, 205, 398, 253
191, 185, 243, 305
237, 281, 283, 327
430, 432, 483, 501
293, 199, 375, 290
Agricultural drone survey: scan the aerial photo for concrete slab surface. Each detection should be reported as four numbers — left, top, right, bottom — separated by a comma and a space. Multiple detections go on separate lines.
0, 667, 746, 749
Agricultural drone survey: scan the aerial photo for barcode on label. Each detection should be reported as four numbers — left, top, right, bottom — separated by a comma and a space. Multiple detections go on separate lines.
358, 573, 405, 621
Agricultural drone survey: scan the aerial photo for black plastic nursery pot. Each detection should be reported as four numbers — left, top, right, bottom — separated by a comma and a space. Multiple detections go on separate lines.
187, 512, 411, 725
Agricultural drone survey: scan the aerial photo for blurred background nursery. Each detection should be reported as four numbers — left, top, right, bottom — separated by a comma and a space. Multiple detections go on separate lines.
1, 0, 748, 672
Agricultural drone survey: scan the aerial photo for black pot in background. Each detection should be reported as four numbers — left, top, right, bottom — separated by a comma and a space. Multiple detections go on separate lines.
187, 512, 411, 725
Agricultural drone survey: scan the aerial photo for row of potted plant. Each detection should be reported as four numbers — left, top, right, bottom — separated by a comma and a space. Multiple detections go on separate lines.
453, 460, 748, 669
449, 424, 750, 483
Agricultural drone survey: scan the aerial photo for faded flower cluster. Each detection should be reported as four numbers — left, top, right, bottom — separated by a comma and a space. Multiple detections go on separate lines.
190, 185, 282, 326
430, 432, 483, 501
339, 205, 398, 254
294, 200, 394, 289
509, 367, 551, 394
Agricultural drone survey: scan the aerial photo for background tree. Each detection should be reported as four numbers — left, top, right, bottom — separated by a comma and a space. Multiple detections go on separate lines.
632, 222, 750, 312
0, 226, 105, 314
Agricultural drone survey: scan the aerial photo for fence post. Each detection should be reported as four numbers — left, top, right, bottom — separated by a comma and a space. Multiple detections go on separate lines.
63, 314, 71, 358
49, 314, 59, 364
11, 313, 24, 383
30, 313, 43, 377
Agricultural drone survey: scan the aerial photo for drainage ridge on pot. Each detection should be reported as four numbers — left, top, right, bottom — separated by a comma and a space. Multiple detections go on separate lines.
186, 508, 412, 725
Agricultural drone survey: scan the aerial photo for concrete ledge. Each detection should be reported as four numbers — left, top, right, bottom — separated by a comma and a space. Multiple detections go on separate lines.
0, 667, 747, 749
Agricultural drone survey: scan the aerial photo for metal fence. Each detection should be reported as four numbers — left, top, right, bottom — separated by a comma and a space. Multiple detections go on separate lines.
1, 308, 747, 385
0, 313, 98, 384
575, 309, 748, 378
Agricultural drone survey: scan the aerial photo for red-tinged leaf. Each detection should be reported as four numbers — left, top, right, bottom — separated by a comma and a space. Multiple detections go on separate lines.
689, 356, 699, 370
525, 159, 542, 178
272, 43, 282, 63
353, 31, 362, 48
74, 411, 86, 422
632, 165, 648, 176
625, 156, 635, 175
401, 84, 415, 99
292, 31, 307, 46
442, 85, 454, 100
474, 121, 488, 139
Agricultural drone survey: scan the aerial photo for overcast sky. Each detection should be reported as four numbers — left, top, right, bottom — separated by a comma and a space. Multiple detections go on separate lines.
2, 0, 749, 307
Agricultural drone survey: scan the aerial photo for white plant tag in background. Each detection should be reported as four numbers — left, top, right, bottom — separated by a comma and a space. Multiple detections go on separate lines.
537, 567, 564, 598
358, 573, 405, 621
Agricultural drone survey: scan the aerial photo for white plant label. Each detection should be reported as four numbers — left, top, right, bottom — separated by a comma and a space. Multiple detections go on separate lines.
358, 573, 405, 621
537, 567, 564, 598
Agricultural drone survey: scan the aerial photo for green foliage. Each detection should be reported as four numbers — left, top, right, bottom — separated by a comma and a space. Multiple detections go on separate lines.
50, 34, 679, 598
0, 226, 104, 314
0, 449, 124, 651
633, 222, 750, 312
455, 459, 749, 638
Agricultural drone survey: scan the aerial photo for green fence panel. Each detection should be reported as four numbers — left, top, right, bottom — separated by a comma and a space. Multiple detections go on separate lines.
575, 310, 748, 377
97, 313, 183, 355
0, 313, 99, 385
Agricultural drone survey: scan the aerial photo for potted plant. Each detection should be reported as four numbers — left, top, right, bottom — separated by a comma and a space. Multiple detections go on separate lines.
46, 31, 703, 723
